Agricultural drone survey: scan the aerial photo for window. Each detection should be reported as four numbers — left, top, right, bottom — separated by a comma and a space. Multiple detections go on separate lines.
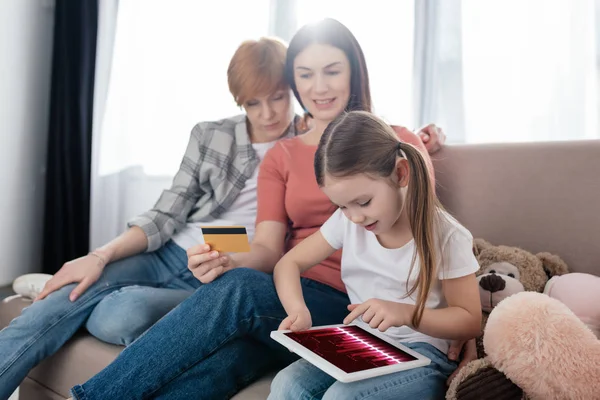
458, 0, 597, 143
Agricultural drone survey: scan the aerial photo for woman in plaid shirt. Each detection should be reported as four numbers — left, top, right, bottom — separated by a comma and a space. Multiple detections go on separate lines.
1, 37, 311, 399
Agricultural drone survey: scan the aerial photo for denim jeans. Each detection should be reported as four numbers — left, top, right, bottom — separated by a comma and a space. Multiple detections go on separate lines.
152, 337, 292, 400
268, 342, 457, 400
0, 240, 197, 400
86, 285, 193, 346
70, 267, 351, 400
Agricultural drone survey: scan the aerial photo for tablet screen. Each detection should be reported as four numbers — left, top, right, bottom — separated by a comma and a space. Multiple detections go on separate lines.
284, 325, 417, 373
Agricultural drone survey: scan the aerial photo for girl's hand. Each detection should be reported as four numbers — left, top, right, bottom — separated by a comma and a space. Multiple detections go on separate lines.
279, 307, 313, 332
343, 299, 414, 332
187, 244, 237, 283
446, 338, 478, 385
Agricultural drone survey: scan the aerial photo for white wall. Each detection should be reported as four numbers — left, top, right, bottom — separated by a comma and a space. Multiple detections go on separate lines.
0, 0, 55, 285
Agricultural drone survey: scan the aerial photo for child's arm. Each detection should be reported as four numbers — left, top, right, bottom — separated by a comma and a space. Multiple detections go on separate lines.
273, 231, 337, 331
344, 273, 481, 340
407, 273, 481, 340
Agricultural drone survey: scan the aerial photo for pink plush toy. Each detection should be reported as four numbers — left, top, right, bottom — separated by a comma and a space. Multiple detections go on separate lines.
484, 287, 600, 399
544, 272, 600, 339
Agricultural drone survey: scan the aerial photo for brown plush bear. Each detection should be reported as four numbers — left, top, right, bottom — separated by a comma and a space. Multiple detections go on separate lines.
446, 239, 569, 400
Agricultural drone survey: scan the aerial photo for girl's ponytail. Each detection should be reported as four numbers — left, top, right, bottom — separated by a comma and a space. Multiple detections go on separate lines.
398, 142, 439, 328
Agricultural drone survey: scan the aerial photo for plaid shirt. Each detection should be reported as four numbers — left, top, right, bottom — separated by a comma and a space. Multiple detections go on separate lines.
128, 114, 299, 252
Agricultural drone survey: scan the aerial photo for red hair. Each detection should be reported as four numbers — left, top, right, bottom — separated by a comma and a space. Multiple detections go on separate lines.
228, 37, 288, 106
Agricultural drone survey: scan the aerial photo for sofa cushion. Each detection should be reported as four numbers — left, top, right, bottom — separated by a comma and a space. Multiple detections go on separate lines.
20, 377, 70, 400
432, 140, 600, 275
0, 294, 29, 323
1, 296, 124, 396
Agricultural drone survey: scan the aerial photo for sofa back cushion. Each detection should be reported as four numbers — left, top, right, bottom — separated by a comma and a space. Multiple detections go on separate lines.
432, 140, 600, 276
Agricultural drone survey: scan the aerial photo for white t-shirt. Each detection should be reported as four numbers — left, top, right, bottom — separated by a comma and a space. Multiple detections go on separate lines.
171, 141, 276, 250
320, 208, 480, 355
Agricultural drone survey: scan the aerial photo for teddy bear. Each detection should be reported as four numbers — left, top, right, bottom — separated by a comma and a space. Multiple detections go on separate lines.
480, 273, 600, 399
446, 238, 569, 400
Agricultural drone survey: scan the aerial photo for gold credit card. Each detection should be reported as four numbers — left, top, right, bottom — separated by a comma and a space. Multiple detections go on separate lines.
201, 226, 251, 253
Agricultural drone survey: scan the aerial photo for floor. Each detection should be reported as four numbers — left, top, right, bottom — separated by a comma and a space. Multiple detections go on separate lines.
1, 285, 15, 300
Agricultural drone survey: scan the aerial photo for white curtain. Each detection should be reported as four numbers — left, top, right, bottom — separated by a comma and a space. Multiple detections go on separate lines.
413, 0, 466, 142
416, 0, 598, 143
90, 0, 119, 251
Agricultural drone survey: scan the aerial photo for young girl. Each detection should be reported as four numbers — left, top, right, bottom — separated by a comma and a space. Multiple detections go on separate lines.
269, 111, 482, 400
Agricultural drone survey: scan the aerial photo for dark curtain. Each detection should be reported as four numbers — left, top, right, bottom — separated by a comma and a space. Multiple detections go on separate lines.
42, 0, 99, 274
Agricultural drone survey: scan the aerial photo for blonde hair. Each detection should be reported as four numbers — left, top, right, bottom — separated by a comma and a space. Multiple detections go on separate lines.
227, 37, 288, 106
315, 111, 441, 327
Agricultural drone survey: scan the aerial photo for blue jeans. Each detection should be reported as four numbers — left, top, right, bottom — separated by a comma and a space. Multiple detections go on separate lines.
86, 285, 192, 346
268, 342, 457, 400
70, 268, 351, 400
0, 240, 197, 400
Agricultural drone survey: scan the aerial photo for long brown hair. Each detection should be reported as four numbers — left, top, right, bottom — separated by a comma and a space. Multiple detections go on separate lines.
315, 111, 441, 327
285, 18, 372, 116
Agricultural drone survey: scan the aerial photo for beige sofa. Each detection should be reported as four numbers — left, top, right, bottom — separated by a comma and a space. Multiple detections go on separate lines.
2, 140, 599, 399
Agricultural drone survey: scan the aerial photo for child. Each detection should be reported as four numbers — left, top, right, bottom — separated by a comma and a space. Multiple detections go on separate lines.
268, 111, 482, 400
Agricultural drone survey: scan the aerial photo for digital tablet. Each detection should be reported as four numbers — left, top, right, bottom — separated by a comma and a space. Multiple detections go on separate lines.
270, 324, 431, 382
